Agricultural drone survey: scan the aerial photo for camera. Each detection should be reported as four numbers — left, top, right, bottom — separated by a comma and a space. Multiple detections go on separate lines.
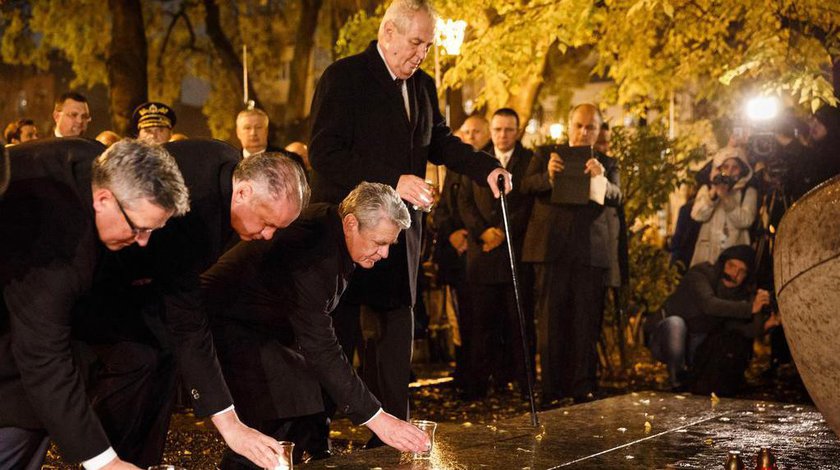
712, 172, 738, 188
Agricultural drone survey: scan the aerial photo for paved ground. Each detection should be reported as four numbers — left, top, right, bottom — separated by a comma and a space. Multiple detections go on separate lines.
43, 343, 815, 469
306, 392, 840, 469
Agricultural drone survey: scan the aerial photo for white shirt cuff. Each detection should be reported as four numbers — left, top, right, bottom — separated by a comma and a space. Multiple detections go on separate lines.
212, 404, 236, 416
82, 447, 118, 470
361, 407, 384, 426
590, 174, 607, 205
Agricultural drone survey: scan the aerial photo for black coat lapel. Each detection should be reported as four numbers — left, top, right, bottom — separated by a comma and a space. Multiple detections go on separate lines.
363, 41, 412, 130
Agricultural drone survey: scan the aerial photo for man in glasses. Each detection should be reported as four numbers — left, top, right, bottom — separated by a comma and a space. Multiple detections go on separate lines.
78, 142, 307, 468
0, 138, 187, 469
53, 92, 92, 138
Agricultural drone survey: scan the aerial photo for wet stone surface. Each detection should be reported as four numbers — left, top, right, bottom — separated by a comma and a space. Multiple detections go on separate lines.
306, 392, 840, 469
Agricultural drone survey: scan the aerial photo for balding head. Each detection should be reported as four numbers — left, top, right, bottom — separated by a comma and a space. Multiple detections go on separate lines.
568, 103, 603, 147
460, 115, 490, 150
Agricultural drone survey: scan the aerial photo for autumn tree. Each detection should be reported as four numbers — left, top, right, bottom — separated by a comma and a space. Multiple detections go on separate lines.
1, 0, 375, 140
339, 0, 839, 132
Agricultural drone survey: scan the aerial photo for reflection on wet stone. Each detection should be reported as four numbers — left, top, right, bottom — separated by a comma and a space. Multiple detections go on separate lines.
306, 392, 840, 469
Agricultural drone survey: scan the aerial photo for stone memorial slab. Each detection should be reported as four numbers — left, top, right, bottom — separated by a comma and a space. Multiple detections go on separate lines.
306, 392, 840, 469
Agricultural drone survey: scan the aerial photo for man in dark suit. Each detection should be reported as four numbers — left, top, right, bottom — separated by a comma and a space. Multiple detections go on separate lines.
457, 108, 535, 399
202, 182, 429, 468
235, 108, 306, 169
521, 103, 622, 404
79, 143, 307, 468
308, 0, 510, 435
432, 115, 490, 391
0, 138, 188, 470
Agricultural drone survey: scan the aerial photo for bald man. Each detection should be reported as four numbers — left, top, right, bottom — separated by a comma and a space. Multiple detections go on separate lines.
521, 103, 622, 405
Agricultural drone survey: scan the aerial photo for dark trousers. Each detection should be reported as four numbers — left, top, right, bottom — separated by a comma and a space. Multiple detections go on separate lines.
534, 261, 605, 400
0, 427, 50, 470
463, 281, 534, 397
220, 414, 328, 469
86, 341, 177, 468
331, 300, 413, 421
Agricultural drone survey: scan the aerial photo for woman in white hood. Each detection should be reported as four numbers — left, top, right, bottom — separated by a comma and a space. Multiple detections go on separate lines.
689, 146, 757, 267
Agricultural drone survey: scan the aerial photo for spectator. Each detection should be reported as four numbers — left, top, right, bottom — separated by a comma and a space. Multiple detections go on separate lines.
521, 103, 622, 404
131, 102, 176, 145
285, 141, 311, 173
235, 108, 305, 170
96, 130, 121, 147
689, 147, 757, 267
3, 118, 39, 146
668, 183, 700, 273
433, 114, 489, 395
648, 245, 779, 392
52, 91, 91, 138
457, 108, 534, 399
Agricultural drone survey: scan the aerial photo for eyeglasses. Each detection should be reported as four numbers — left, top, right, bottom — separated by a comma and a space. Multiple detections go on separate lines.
61, 111, 91, 122
114, 197, 156, 236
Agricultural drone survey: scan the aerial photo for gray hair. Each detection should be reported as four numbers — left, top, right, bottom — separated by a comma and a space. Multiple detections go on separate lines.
379, 0, 436, 36
91, 139, 190, 216
233, 151, 310, 209
339, 182, 411, 231
236, 108, 269, 126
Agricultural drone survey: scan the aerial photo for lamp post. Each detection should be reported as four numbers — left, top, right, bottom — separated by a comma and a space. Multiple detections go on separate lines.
432, 18, 467, 186
434, 18, 467, 125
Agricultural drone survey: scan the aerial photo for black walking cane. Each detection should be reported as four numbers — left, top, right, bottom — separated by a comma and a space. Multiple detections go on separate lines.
497, 174, 539, 427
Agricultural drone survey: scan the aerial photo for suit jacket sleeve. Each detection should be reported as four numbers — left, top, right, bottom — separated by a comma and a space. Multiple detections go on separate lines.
309, 64, 404, 189
265, 264, 381, 424
160, 277, 233, 416
152, 222, 233, 417
5, 249, 110, 463
423, 86, 500, 185
520, 150, 552, 194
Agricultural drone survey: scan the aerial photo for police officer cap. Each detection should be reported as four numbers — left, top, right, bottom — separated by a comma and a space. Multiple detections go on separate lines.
132, 101, 177, 132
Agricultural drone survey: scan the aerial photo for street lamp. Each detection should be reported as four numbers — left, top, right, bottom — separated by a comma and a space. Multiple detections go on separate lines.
434, 18, 467, 123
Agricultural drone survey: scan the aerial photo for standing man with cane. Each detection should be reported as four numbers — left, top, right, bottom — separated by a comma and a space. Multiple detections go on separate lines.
309, 0, 511, 445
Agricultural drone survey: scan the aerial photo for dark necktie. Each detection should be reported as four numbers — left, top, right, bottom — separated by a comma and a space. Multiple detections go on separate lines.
394, 78, 409, 118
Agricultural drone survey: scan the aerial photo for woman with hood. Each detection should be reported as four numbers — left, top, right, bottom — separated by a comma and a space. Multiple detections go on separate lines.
689, 146, 757, 267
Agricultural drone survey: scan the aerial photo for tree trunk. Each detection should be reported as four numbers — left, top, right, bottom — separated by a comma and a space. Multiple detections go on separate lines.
833, 55, 840, 101
283, 0, 324, 142
107, 0, 148, 136
506, 49, 551, 131
203, 0, 264, 112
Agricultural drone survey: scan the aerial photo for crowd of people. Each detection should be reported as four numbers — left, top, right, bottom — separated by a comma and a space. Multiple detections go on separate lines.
1, 0, 839, 469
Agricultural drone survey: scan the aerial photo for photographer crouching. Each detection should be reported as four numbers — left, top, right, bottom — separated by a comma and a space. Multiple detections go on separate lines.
648, 245, 780, 394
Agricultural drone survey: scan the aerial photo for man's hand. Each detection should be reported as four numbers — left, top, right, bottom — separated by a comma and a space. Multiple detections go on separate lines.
764, 312, 782, 331
479, 227, 505, 252
211, 409, 283, 469
365, 411, 431, 453
584, 158, 604, 177
752, 289, 771, 314
547, 152, 565, 184
486, 167, 513, 199
448, 228, 469, 254
397, 175, 434, 211
101, 458, 142, 470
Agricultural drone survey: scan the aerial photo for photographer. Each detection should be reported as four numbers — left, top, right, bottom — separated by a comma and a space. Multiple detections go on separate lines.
689, 147, 757, 267
648, 245, 780, 391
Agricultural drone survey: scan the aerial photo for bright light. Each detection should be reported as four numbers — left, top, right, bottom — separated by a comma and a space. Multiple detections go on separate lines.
463, 99, 475, 115
436, 18, 467, 56
526, 118, 539, 134
549, 123, 564, 140
746, 96, 780, 122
